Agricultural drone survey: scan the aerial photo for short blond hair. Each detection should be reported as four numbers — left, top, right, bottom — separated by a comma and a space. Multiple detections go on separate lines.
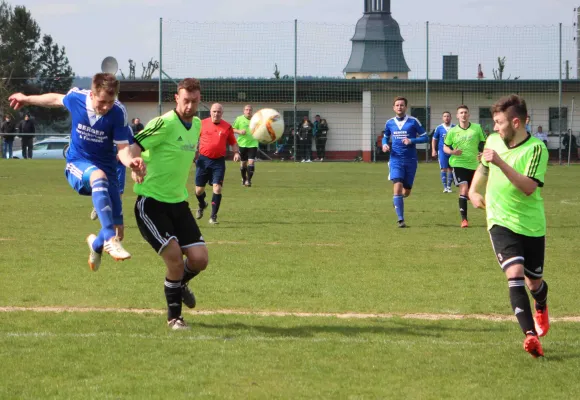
92, 73, 120, 96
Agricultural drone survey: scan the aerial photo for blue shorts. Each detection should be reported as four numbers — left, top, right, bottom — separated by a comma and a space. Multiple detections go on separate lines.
195, 155, 226, 187
388, 159, 418, 189
116, 161, 126, 194
65, 159, 123, 223
438, 152, 451, 169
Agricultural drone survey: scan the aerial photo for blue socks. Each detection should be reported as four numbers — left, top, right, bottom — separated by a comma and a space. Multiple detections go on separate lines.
447, 172, 453, 188
440, 171, 447, 189
393, 195, 404, 222
91, 178, 116, 251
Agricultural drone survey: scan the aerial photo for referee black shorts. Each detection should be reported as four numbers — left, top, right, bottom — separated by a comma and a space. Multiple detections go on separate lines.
489, 224, 545, 279
134, 196, 205, 254
452, 167, 476, 187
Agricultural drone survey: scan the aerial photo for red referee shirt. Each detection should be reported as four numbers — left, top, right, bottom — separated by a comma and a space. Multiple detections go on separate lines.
199, 118, 237, 159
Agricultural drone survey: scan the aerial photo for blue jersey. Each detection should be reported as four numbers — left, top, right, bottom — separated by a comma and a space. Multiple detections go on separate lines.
62, 88, 131, 176
433, 124, 455, 152
382, 115, 428, 160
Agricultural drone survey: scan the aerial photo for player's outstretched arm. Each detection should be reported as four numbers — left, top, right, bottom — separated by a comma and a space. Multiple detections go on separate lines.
117, 143, 146, 177
468, 164, 488, 209
8, 93, 65, 110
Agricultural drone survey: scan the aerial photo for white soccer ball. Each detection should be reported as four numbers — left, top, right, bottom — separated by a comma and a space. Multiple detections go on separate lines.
249, 108, 285, 144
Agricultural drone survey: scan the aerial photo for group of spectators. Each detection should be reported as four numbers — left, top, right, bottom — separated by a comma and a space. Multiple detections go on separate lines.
274, 114, 329, 162
1, 114, 36, 159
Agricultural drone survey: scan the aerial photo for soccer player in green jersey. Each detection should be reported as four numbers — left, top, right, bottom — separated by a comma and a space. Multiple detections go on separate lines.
469, 94, 549, 358
131, 78, 208, 330
232, 105, 258, 186
443, 105, 486, 228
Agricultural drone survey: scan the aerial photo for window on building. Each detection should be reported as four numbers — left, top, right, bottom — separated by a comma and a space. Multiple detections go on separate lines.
479, 108, 493, 134
549, 107, 568, 133
411, 107, 431, 132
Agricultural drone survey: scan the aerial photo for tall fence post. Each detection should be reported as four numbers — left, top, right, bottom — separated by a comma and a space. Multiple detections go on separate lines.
558, 22, 563, 164
293, 19, 298, 162
158, 17, 163, 116
425, 21, 430, 162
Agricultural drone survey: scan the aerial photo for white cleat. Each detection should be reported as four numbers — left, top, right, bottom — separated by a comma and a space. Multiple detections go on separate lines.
103, 236, 131, 261
443, 188, 447, 193
86, 234, 102, 272
90, 208, 98, 220
168, 318, 190, 330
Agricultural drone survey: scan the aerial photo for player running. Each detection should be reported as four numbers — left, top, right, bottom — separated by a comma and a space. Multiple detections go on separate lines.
469, 94, 550, 358
431, 111, 455, 193
232, 105, 258, 187
8, 73, 145, 271
382, 97, 429, 228
443, 105, 486, 228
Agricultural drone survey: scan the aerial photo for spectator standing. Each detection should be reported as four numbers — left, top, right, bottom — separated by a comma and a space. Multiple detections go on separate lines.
17, 113, 35, 159
299, 116, 313, 162
1, 115, 16, 159
316, 118, 329, 161
534, 126, 548, 148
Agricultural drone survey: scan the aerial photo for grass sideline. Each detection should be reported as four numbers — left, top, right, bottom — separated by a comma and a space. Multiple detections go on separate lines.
0, 160, 579, 398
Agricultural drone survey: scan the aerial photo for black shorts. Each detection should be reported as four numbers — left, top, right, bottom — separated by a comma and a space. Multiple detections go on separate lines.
239, 146, 257, 162
489, 225, 545, 279
134, 196, 205, 254
452, 167, 476, 187
195, 155, 226, 186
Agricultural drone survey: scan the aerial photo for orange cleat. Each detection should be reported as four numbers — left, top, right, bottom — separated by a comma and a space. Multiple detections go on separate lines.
461, 219, 469, 228
524, 334, 544, 358
534, 305, 550, 337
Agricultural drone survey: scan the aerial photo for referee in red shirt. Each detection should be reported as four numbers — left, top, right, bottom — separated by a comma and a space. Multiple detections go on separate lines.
195, 103, 240, 224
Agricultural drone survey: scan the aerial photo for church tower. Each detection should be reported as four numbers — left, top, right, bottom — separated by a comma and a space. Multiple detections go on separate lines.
344, 0, 410, 79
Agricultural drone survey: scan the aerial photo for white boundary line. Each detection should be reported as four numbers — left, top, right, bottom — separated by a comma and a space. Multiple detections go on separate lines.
1, 306, 579, 322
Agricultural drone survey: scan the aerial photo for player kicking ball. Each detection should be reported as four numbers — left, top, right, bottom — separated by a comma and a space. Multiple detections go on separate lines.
9, 73, 145, 271
469, 94, 550, 358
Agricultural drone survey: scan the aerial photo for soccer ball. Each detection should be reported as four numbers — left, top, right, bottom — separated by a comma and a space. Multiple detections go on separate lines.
250, 108, 285, 144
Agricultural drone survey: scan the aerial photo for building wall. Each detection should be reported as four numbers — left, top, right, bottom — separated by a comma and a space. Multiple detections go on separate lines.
124, 90, 580, 155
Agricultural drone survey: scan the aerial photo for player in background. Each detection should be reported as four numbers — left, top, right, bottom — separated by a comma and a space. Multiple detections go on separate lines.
195, 103, 240, 225
8, 73, 145, 271
469, 94, 549, 358
382, 97, 429, 228
431, 111, 455, 193
232, 105, 258, 187
443, 105, 486, 228
132, 78, 208, 330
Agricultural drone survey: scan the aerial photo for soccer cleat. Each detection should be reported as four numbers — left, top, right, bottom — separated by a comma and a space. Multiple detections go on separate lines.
397, 220, 407, 228
182, 283, 196, 308
443, 188, 447, 193
245, 180, 252, 187
90, 208, 98, 220
86, 234, 102, 272
447, 187, 453, 193
167, 317, 190, 331
461, 219, 469, 228
523, 334, 544, 358
103, 236, 131, 261
195, 202, 208, 220
209, 216, 219, 225
534, 305, 550, 337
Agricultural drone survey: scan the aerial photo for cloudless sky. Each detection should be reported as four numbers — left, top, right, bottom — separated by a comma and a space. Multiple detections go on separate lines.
13, 0, 580, 78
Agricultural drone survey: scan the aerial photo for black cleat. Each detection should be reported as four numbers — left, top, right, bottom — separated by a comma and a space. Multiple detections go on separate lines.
397, 220, 407, 228
182, 283, 196, 308
195, 202, 208, 220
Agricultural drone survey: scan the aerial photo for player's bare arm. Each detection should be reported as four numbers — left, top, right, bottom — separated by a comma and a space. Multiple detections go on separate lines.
443, 144, 461, 156
482, 148, 538, 196
232, 144, 241, 162
233, 128, 246, 135
468, 164, 489, 209
8, 93, 65, 110
431, 138, 438, 157
117, 143, 146, 177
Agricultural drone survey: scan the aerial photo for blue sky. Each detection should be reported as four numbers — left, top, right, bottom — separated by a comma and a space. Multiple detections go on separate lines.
16, 0, 579, 79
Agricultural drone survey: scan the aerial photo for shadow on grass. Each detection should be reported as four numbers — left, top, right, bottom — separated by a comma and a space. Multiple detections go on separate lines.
193, 318, 505, 340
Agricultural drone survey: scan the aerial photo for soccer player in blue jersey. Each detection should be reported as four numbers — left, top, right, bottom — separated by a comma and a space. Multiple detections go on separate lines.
431, 111, 455, 193
382, 97, 429, 227
8, 73, 146, 271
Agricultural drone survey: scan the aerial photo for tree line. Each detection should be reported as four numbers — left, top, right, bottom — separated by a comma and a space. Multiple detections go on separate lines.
0, 0, 74, 132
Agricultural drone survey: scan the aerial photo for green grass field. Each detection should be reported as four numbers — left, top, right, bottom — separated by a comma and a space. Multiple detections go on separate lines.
0, 159, 579, 399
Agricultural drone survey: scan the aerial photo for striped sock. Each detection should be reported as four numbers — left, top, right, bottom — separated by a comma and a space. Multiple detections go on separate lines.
164, 278, 183, 321
508, 277, 536, 335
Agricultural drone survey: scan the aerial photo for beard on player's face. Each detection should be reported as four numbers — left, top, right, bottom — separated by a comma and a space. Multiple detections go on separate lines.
500, 123, 517, 146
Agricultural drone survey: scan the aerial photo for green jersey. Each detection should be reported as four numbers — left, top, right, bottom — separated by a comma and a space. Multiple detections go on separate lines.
444, 122, 486, 170
233, 115, 258, 148
133, 110, 201, 203
482, 133, 548, 237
